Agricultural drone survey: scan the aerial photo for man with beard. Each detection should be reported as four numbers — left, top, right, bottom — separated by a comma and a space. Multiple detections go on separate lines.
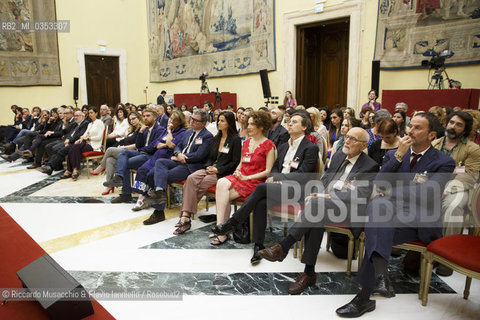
257, 127, 379, 294
267, 107, 289, 148
431, 111, 480, 276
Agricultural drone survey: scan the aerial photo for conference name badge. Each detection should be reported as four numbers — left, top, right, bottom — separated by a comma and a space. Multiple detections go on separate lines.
195, 138, 203, 145
289, 160, 299, 169
413, 172, 428, 184
222, 145, 230, 153
344, 180, 356, 191
243, 155, 251, 163
454, 166, 465, 174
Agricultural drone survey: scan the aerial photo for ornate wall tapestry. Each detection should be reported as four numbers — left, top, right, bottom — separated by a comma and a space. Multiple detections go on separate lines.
0, 0, 61, 86
148, 0, 276, 83
374, 0, 480, 69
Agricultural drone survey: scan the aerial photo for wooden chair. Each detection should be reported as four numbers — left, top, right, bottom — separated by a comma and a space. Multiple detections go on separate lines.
421, 184, 480, 306
325, 225, 365, 276
82, 126, 108, 178
392, 241, 428, 299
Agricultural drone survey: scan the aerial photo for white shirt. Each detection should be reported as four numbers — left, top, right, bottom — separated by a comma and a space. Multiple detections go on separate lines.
111, 118, 130, 141
332, 153, 361, 190
282, 136, 305, 173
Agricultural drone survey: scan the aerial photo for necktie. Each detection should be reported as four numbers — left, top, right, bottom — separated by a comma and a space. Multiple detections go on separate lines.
410, 153, 422, 171
333, 158, 350, 181
183, 132, 196, 154
145, 128, 152, 146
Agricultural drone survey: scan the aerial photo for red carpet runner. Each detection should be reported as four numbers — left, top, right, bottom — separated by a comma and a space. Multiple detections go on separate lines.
0, 206, 115, 319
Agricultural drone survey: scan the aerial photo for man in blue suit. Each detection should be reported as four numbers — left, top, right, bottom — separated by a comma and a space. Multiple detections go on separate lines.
336, 112, 455, 318
143, 110, 213, 224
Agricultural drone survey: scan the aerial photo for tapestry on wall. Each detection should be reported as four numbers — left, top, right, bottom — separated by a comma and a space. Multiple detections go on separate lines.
374, 0, 480, 69
0, 0, 61, 86
148, 0, 276, 83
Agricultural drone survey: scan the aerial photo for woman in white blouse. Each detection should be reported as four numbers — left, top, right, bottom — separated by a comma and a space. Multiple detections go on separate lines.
62, 105, 105, 180
106, 106, 129, 148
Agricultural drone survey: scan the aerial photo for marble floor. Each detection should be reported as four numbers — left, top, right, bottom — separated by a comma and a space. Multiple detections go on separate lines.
0, 158, 479, 320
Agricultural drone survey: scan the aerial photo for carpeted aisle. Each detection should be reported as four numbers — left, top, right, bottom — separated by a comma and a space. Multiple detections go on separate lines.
0, 206, 114, 320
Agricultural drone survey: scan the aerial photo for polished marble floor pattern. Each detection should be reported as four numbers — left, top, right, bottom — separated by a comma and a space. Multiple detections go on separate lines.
0, 158, 479, 319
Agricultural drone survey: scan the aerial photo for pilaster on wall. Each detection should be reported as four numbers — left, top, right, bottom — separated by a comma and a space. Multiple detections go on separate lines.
76, 47, 128, 105
283, 0, 364, 108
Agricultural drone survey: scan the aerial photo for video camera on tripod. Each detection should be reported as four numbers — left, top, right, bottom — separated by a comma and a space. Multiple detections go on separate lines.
421, 50, 454, 89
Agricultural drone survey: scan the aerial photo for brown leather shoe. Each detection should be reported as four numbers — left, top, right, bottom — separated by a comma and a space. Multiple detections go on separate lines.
143, 210, 165, 225
258, 243, 287, 262
288, 272, 317, 295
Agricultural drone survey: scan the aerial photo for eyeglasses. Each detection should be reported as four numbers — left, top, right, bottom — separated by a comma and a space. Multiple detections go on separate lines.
191, 118, 203, 123
129, 117, 137, 121
344, 135, 367, 143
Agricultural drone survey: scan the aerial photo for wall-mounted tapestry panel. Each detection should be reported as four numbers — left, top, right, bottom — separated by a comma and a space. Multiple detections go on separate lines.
374, 0, 480, 69
148, 0, 276, 82
0, 0, 61, 86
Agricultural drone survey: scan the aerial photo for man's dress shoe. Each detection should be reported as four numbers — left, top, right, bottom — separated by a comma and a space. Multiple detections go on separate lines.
288, 272, 316, 295
336, 294, 376, 318
258, 243, 287, 262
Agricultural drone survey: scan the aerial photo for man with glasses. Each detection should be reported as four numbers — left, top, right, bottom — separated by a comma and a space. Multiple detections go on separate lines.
142, 109, 213, 225
258, 127, 379, 295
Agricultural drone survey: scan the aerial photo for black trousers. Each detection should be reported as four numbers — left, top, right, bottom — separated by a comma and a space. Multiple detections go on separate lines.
232, 182, 306, 245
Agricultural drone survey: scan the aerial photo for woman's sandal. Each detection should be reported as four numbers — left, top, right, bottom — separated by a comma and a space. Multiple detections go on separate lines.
173, 216, 191, 235
60, 171, 72, 179
210, 234, 230, 246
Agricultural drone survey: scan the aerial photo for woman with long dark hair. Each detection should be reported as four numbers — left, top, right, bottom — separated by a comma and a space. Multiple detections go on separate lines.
319, 107, 331, 130
283, 91, 297, 107
392, 110, 406, 137
328, 108, 343, 149
174, 111, 242, 235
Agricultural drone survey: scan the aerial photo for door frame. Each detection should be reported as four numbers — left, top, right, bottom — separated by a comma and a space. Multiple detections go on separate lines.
284, 0, 364, 108
77, 47, 128, 106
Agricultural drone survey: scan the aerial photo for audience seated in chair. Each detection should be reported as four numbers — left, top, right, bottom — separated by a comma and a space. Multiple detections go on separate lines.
89, 111, 143, 194
210, 110, 275, 246
104, 107, 164, 203
130, 110, 187, 211
174, 111, 241, 235
141, 109, 213, 225
212, 112, 319, 262
61, 105, 105, 180
39, 110, 89, 175
256, 127, 378, 295
432, 110, 480, 276
336, 113, 455, 318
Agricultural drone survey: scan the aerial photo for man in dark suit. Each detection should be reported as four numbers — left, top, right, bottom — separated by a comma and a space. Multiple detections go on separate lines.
257, 127, 379, 294
156, 104, 169, 128
40, 110, 89, 175
212, 112, 319, 264
143, 110, 213, 224
267, 107, 290, 148
157, 90, 166, 105
336, 113, 455, 318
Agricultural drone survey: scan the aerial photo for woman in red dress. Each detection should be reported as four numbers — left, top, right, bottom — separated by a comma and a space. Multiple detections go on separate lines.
210, 111, 276, 245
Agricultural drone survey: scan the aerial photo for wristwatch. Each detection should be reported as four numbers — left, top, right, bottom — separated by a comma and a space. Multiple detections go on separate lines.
394, 152, 403, 162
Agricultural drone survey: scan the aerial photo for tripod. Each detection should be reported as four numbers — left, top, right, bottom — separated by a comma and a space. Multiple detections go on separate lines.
428, 66, 451, 89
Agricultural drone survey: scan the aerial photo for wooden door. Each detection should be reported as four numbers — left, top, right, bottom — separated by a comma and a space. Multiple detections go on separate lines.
85, 55, 120, 108
296, 18, 349, 109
